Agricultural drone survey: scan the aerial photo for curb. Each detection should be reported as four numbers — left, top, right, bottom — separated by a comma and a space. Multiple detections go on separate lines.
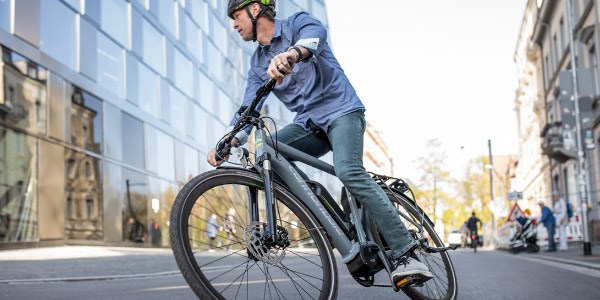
533, 255, 600, 271
0, 270, 181, 284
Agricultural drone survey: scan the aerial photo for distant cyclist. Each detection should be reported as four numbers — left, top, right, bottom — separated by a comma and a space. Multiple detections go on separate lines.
207, 0, 432, 287
466, 212, 482, 237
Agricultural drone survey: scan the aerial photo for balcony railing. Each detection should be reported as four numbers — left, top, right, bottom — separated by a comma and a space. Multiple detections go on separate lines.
540, 121, 577, 163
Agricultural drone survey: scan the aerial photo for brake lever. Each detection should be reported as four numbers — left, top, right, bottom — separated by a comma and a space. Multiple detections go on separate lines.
215, 135, 233, 161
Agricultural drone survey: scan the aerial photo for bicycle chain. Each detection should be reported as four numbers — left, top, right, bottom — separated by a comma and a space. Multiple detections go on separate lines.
352, 276, 392, 288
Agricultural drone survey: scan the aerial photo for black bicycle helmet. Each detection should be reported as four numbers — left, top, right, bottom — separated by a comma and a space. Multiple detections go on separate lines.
227, 0, 276, 19
227, 0, 276, 42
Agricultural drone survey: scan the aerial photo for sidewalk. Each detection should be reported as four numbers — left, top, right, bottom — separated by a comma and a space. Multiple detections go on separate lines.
513, 242, 600, 270
0, 245, 180, 284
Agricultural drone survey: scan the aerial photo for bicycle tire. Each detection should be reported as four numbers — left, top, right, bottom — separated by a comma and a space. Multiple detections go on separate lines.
384, 190, 458, 300
170, 168, 338, 300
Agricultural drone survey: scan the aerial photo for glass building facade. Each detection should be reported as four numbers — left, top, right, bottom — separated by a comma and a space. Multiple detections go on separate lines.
0, 0, 332, 247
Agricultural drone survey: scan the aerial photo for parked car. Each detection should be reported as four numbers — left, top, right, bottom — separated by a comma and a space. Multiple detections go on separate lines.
447, 230, 463, 248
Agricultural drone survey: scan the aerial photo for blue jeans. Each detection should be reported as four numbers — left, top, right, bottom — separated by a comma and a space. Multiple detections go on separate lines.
276, 111, 418, 258
546, 223, 556, 250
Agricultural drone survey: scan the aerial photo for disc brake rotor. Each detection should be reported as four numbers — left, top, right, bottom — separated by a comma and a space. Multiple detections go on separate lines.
244, 221, 287, 264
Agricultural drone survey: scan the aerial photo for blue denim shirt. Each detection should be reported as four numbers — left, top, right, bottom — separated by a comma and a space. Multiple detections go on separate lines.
230, 12, 365, 144
540, 205, 555, 228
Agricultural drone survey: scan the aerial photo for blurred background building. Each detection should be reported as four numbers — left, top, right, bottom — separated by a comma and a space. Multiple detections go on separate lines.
512, 0, 600, 244
0, 0, 392, 248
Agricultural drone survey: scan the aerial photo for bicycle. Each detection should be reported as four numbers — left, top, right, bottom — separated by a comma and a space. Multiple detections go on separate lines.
169, 79, 458, 300
469, 231, 478, 253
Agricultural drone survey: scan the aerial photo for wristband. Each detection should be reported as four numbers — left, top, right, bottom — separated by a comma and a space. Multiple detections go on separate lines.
288, 46, 304, 62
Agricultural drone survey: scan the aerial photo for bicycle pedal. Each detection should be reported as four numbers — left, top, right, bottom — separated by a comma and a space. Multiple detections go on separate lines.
394, 274, 432, 289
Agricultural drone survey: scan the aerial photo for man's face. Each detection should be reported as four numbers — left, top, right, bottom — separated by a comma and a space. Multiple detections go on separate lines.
232, 4, 258, 41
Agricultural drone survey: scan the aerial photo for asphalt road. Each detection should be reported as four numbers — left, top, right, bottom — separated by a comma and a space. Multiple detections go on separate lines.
2, 248, 600, 299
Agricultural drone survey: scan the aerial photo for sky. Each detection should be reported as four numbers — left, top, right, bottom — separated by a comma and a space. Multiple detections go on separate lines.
324, 0, 527, 179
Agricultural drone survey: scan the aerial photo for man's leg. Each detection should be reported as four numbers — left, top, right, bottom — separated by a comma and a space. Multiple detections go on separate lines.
558, 225, 567, 250
326, 111, 418, 258
327, 111, 430, 286
547, 224, 556, 250
275, 123, 330, 157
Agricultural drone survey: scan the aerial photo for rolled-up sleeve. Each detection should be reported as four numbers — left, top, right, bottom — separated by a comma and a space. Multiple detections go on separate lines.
292, 12, 327, 59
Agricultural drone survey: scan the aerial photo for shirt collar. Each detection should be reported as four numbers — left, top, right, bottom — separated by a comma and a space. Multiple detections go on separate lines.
258, 19, 282, 53
272, 19, 282, 40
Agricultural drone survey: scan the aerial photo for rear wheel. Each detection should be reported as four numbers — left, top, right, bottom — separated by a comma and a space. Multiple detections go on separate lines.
384, 190, 458, 300
170, 168, 338, 300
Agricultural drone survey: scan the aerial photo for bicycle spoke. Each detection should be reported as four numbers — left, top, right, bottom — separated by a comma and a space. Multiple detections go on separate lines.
199, 248, 248, 268
276, 263, 312, 300
234, 260, 253, 300
285, 250, 323, 268
278, 262, 322, 291
219, 260, 258, 295
209, 260, 253, 283
171, 172, 335, 299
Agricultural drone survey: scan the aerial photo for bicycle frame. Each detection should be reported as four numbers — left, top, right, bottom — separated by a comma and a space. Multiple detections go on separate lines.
221, 79, 426, 265
246, 120, 378, 263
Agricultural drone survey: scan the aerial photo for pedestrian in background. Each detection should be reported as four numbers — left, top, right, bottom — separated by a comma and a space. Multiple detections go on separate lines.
150, 219, 161, 247
552, 191, 568, 251
223, 208, 236, 250
538, 201, 556, 252
207, 214, 219, 252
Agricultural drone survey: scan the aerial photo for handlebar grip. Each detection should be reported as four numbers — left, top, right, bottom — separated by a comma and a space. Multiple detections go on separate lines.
215, 137, 232, 161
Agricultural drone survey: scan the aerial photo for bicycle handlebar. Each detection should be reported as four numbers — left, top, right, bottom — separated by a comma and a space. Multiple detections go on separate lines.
215, 78, 276, 161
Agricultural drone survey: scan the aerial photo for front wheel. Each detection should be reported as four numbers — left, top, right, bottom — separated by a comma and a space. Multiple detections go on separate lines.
385, 190, 458, 300
170, 168, 338, 300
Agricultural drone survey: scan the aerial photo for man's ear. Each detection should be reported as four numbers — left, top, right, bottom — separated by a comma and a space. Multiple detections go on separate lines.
250, 2, 261, 18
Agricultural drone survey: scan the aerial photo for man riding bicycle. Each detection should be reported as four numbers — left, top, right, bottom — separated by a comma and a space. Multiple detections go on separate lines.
207, 0, 432, 286
466, 212, 482, 242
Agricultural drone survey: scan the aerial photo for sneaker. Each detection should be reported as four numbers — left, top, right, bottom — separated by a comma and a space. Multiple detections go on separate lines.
390, 255, 433, 288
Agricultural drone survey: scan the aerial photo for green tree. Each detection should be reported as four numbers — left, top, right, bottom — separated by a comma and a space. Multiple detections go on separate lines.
415, 139, 452, 221
456, 156, 492, 226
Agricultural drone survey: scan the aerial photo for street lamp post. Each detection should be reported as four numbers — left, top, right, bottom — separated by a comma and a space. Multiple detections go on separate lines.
487, 139, 496, 248
566, 0, 592, 255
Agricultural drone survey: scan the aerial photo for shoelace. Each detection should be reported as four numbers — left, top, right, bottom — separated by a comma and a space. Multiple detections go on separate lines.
393, 256, 413, 270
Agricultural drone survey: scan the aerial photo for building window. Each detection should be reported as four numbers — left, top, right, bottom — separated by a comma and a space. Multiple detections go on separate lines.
553, 34, 560, 68
0, 129, 38, 243
121, 112, 145, 169
559, 18, 565, 53
169, 85, 187, 134
590, 46, 599, 95
67, 195, 73, 219
100, 0, 130, 48
40, 1, 76, 70
80, 19, 98, 80
545, 54, 552, 86
144, 125, 175, 180
142, 18, 166, 76
154, 0, 178, 38
71, 88, 103, 154
97, 33, 125, 98
0, 0, 10, 32
86, 197, 94, 220
85, 161, 92, 178
174, 48, 193, 97
139, 62, 160, 117
1, 46, 48, 137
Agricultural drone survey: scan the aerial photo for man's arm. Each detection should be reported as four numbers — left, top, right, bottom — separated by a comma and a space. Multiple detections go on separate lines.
267, 12, 327, 83
207, 68, 264, 166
